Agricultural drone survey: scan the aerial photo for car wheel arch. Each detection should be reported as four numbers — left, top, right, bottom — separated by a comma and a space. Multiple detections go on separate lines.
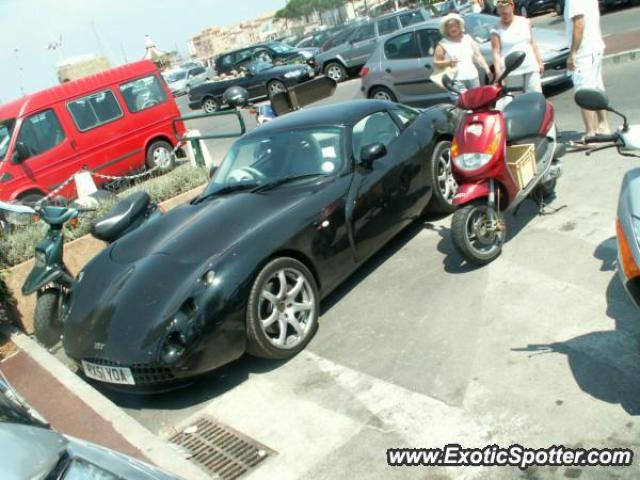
145, 135, 174, 156
15, 188, 47, 202
259, 249, 322, 294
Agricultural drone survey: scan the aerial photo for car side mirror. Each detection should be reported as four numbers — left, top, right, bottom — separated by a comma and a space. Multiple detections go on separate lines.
575, 89, 609, 111
11, 142, 30, 164
360, 143, 386, 167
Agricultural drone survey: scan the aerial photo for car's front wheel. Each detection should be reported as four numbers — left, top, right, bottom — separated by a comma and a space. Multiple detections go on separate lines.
324, 62, 347, 83
267, 80, 287, 96
202, 97, 220, 114
246, 257, 319, 359
369, 86, 397, 102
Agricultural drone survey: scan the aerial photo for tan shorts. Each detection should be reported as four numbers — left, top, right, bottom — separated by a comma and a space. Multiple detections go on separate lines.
572, 51, 605, 91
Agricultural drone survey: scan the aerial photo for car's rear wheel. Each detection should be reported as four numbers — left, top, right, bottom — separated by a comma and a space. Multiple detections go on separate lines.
202, 97, 220, 114
246, 257, 319, 360
267, 80, 287, 96
146, 140, 175, 171
428, 140, 457, 214
369, 86, 397, 102
324, 62, 347, 83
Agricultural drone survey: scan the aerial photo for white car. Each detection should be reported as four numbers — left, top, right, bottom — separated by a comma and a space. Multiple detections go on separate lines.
163, 65, 211, 96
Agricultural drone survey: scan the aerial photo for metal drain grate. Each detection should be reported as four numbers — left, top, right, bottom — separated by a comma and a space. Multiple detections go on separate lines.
169, 416, 275, 480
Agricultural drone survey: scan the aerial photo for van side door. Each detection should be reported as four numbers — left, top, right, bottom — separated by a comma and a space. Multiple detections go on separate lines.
10, 108, 78, 200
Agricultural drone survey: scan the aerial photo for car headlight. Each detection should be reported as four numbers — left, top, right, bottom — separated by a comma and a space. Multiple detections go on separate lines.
284, 70, 304, 79
160, 331, 187, 364
453, 153, 492, 171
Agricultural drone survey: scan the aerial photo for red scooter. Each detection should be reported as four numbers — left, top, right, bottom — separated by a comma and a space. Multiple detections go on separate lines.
445, 52, 563, 265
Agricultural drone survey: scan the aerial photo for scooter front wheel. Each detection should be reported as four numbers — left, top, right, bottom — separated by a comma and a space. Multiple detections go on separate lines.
34, 288, 64, 348
451, 201, 506, 266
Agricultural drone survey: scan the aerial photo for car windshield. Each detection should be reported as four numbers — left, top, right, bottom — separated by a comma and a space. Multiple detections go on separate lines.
202, 127, 345, 196
165, 70, 187, 82
269, 42, 294, 53
60, 458, 119, 480
464, 14, 499, 44
0, 119, 15, 161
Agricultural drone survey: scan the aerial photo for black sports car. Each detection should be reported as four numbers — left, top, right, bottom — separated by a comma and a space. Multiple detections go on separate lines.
188, 61, 316, 113
63, 100, 459, 391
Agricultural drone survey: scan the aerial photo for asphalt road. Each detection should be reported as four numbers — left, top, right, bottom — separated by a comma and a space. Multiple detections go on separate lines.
531, 2, 640, 35
99, 57, 640, 480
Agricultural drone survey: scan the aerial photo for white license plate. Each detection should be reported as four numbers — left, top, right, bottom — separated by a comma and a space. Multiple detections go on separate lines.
82, 361, 135, 385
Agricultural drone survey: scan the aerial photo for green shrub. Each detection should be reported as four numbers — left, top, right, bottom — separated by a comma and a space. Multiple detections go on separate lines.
0, 165, 208, 269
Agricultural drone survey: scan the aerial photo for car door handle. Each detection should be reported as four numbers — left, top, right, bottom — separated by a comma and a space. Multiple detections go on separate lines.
424, 64, 432, 69
385, 68, 392, 74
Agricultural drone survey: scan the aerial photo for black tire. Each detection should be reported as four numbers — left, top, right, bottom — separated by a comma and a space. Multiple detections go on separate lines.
145, 139, 175, 171
368, 86, 398, 102
428, 140, 456, 214
34, 288, 63, 348
451, 201, 505, 265
246, 257, 319, 360
267, 80, 287, 97
17, 192, 45, 205
202, 96, 220, 114
324, 62, 347, 83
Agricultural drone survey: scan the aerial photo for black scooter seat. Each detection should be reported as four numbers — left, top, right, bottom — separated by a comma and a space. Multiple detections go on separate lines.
91, 191, 150, 243
503, 93, 548, 142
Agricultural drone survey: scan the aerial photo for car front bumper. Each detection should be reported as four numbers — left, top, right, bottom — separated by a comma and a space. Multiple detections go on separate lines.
542, 53, 571, 86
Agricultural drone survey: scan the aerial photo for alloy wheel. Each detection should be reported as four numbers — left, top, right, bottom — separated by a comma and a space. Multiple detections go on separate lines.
327, 65, 344, 82
373, 90, 392, 101
465, 207, 504, 256
258, 268, 316, 349
269, 81, 286, 96
203, 98, 218, 113
436, 146, 458, 204
152, 146, 172, 169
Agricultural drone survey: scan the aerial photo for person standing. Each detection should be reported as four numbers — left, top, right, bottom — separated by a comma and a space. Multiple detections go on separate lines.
565, 0, 610, 138
471, 0, 485, 13
490, 0, 544, 93
434, 13, 491, 97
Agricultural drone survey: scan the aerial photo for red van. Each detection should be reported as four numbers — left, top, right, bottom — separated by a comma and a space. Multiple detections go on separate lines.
0, 60, 185, 202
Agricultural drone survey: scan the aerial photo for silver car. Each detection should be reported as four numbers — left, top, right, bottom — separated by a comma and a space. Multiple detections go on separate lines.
163, 65, 211, 96
316, 8, 434, 83
361, 13, 570, 105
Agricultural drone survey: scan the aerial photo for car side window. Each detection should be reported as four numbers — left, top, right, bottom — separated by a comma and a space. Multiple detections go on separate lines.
67, 90, 123, 132
417, 29, 442, 57
391, 105, 420, 128
190, 67, 205, 76
351, 24, 375, 43
16, 109, 66, 159
377, 17, 400, 36
119, 75, 167, 113
399, 10, 427, 27
352, 112, 400, 162
384, 32, 420, 60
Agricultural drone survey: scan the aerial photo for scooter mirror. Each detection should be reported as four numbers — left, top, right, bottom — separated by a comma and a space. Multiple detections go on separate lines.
498, 51, 526, 83
575, 89, 610, 111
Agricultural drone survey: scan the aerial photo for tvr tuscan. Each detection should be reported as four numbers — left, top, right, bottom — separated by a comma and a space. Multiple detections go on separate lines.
63, 99, 459, 391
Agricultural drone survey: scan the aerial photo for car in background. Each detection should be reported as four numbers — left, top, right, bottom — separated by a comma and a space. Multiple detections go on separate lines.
188, 60, 316, 113
316, 8, 433, 83
361, 13, 570, 105
215, 42, 318, 75
515, 0, 557, 17
552, 0, 638, 15
320, 25, 359, 52
296, 27, 344, 49
0, 377, 178, 479
163, 64, 211, 96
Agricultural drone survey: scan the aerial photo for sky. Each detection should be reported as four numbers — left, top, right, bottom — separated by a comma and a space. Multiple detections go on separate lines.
0, 0, 287, 103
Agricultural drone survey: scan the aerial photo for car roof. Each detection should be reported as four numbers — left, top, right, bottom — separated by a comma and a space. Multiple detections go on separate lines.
241, 99, 394, 138
376, 7, 426, 20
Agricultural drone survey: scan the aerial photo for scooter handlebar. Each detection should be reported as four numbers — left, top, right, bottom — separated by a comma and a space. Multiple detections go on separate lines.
584, 133, 619, 144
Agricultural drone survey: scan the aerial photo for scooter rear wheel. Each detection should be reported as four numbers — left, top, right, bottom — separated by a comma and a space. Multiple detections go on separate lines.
451, 201, 506, 266
34, 288, 64, 348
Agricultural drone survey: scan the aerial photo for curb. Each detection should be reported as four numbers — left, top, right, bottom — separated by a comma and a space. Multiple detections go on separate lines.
0, 323, 211, 480
603, 49, 640, 66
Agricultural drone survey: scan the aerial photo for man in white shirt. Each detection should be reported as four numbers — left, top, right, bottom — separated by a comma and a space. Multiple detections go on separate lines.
565, 0, 610, 139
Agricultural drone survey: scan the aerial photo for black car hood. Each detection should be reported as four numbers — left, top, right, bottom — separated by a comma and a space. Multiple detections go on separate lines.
64, 189, 311, 361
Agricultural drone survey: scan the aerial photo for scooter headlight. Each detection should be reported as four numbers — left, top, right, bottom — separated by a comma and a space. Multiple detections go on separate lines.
453, 153, 492, 171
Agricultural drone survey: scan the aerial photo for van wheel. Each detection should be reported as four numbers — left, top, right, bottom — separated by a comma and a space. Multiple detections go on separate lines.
146, 140, 175, 171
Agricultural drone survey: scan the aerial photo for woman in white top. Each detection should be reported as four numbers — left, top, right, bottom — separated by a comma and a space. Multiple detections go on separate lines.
490, 0, 544, 93
434, 13, 491, 96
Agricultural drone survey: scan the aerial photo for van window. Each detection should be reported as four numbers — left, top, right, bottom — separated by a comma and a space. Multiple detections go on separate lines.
351, 24, 376, 43
68, 90, 123, 132
15, 110, 65, 159
0, 120, 15, 161
384, 32, 420, 60
119, 75, 167, 113
377, 17, 400, 36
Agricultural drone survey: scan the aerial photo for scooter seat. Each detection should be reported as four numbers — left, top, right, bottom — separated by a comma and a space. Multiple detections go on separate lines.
91, 191, 150, 243
503, 92, 548, 143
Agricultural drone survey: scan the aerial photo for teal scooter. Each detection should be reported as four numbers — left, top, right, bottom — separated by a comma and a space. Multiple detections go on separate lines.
0, 191, 161, 347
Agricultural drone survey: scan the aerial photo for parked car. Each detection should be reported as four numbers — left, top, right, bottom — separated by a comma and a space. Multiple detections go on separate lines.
62, 99, 460, 391
516, 0, 557, 17
552, 0, 639, 15
0, 60, 185, 203
0, 377, 179, 479
215, 42, 318, 76
361, 13, 570, 106
320, 25, 359, 52
162, 65, 211, 96
316, 8, 434, 82
188, 60, 316, 113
